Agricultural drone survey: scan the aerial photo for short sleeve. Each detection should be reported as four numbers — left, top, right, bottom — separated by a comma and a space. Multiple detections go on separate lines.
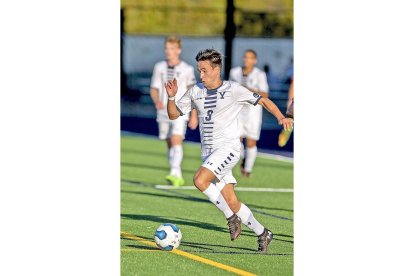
175, 88, 193, 115
233, 83, 262, 106
150, 64, 162, 91
258, 71, 269, 93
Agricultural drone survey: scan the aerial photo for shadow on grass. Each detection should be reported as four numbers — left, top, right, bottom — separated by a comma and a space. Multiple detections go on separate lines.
247, 203, 294, 213
121, 190, 209, 204
121, 214, 228, 234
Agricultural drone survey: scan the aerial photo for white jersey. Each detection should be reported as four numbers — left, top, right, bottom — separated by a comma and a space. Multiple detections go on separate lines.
150, 60, 196, 122
176, 81, 263, 157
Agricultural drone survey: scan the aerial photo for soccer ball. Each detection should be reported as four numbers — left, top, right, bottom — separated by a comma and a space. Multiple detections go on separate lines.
154, 223, 182, 251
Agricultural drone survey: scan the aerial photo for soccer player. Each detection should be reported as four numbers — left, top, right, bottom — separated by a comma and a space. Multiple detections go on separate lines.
165, 49, 293, 253
278, 78, 294, 147
150, 36, 197, 187
229, 49, 269, 177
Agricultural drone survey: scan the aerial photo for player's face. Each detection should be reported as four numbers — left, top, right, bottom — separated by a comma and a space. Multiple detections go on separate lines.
197, 60, 220, 89
164, 42, 181, 61
243, 52, 257, 68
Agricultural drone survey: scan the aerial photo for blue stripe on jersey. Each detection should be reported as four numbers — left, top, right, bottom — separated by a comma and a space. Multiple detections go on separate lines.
253, 95, 262, 106
204, 105, 216, 108
203, 122, 213, 124
204, 101, 217, 104
205, 96, 217, 100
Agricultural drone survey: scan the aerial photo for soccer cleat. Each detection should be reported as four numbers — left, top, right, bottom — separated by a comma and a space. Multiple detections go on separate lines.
165, 175, 185, 187
257, 228, 273, 253
278, 128, 293, 147
226, 214, 242, 241
241, 171, 251, 178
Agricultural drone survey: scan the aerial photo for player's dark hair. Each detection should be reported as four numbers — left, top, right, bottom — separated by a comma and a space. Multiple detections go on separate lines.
195, 49, 222, 69
244, 49, 257, 58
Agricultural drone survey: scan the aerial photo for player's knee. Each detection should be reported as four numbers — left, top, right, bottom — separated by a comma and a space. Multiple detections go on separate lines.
193, 174, 207, 190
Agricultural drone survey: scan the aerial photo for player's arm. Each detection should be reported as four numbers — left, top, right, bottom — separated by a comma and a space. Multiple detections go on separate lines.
150, 88, 164, 109
248, 88, 268, 98
186, 69, 198, 129
165, 79, 181, 120
244, 86, 268, 98
258, 97, 293, 131
188, 109, 198, 130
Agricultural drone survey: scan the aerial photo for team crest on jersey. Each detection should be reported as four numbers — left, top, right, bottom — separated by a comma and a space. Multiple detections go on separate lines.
253, 93, 260, 98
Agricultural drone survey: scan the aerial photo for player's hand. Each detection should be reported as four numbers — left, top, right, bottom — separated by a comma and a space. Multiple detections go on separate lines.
155, 101, 164, 110
188, 117, 198, 130
279, 118, 294, 131
164, 78, 178, 97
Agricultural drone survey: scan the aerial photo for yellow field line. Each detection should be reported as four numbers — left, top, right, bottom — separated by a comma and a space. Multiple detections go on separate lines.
121, 248, 161, 252
121, 231, 257, 276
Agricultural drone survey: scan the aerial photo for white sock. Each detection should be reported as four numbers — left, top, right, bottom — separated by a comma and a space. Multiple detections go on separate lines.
240, 142, 245, 160
236, 203, 265, 236
244, 146, 257, 173
203, 184, 234, 219
169, 145, 183, 177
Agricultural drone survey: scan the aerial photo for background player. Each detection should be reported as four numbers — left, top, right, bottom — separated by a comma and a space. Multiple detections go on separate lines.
278, 78, 294, 147
165, 49, 293, 252
229, 49, 269, 177
150, 36, 197, 186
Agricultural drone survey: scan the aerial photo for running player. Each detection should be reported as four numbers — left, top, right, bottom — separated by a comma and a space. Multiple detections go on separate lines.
165, 49, 293, 253
229, 49, 269, 177
150, 36, 197, 187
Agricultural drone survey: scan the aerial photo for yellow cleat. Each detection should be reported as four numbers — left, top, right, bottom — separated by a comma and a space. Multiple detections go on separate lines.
278, 128, 293, 147
165, 175, 185, 187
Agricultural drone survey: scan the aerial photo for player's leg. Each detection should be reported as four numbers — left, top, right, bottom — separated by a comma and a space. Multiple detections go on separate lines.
238, 113, 248, 175
220, 184, 273, 252
243, 138, 258, 177
158, 122, 175, 185
193, 166, 234, 219
239, 138, 246, 175
165, 118, 187, 186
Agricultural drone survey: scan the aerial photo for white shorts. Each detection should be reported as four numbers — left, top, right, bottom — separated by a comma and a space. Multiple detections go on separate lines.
238, 105, 263, 141
158, 117, 187, 140
202, 147, 240, 190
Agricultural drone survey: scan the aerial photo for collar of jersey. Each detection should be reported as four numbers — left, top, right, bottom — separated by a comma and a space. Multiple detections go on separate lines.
206, 81, 224, 93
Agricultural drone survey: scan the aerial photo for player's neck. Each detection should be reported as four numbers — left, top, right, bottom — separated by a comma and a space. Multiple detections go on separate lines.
242, 66, 254, 75
167, 58, 180, 67
205, 79, 223, 90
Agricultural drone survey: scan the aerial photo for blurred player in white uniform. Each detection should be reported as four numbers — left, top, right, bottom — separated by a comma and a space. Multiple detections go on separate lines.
229, 49, 269, 177
150, 36, 197, 186
165, 49, 293, 253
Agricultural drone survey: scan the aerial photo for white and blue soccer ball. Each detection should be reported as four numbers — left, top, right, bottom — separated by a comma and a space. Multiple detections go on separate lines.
154, 223, 182, 251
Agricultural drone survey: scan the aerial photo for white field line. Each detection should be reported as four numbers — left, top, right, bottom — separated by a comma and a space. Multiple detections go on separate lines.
155, 185, 293, 193
257, 152, 293, 163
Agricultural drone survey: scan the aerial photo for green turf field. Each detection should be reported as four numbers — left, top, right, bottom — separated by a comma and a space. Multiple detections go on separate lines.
121, 135, 294, 275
